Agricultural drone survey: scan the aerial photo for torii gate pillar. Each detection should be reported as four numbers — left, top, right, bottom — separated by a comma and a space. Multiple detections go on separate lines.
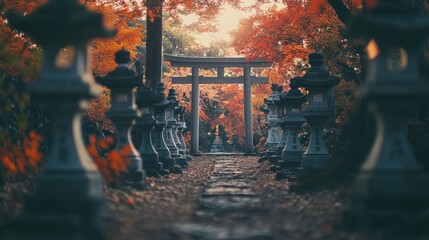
191, 67, 200, 155
243, 67, 253, 154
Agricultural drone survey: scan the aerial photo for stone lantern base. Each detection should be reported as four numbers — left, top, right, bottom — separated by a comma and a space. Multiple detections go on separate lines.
174, 155, 188, 167
301, 154, 332, 170
124, 167, 146, 189
344, 171, 429, 228
278, 152, 303, 169
1, 171, 105, 240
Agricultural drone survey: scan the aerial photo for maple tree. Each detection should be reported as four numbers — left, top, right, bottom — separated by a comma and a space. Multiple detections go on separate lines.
228, 0, 365, 155
0, 74, 46, 181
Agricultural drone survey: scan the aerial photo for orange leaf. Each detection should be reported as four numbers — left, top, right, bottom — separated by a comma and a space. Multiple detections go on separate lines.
125, 197, 136, 205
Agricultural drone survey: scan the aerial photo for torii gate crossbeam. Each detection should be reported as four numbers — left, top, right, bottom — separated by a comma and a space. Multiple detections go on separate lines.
164, 54, 272, 155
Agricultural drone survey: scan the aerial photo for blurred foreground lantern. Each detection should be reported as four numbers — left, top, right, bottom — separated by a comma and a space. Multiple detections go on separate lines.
345, 0, 429, 227
299, 53, 339, 170
4, 0, 115, 238
96, 48, 146, 187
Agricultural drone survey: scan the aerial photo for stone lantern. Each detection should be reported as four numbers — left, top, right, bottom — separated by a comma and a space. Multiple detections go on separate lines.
5, 0, 115, 237
173, 96, 191, 161
173, 97, 186, 157
135, 80, 166, 177
165, 88, 187, 166
277, 77, 306, 170
345, 0, 429, 226
272, 86, 288, 162
258, 105, 269, 161
96, 48, 146, 186
264, 83, 282, 163
210, 124, 225, 153
153, 82, 181, 173
299, 52, 339, 170
177, 106, 191, 160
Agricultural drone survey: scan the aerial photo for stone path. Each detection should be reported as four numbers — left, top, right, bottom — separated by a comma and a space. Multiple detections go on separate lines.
175, 156, 273, 240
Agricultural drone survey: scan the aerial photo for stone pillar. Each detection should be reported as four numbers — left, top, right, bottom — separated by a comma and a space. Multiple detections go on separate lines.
191, 67, 200, 155
145, 0, 163, 90
4, 0, 115, 238
299, 53, 339, 170
153, 82, 181, 173
96, 48, 146, 187
345, 0, 429, 227
244, 66, 254, 154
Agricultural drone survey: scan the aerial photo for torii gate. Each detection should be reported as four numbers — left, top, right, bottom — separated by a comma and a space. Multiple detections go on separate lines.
164, 54, 272, 155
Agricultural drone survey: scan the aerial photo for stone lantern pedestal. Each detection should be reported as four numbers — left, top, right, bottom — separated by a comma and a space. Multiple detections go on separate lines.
299, 53, 339, 170
278, 77, 306, 170
272, 93, 288, 162
177, 106, 192, 161
153, 82, 181, 173
3, 0, 115, 238
96, 48, 146, 187
344, 0, 429, 227
210, 125, 225, 153
258, 105, 270, 161
135, 85, 166, 177
261, 83, 282, 164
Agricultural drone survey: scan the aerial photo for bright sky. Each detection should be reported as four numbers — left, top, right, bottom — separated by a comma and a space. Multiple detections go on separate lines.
181, 2, 283, 47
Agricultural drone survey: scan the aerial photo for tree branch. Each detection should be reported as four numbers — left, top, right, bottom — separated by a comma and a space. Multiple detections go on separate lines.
326, 0, 351, 25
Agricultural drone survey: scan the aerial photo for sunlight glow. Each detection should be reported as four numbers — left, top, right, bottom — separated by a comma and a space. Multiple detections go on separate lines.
181, 1, 284, 47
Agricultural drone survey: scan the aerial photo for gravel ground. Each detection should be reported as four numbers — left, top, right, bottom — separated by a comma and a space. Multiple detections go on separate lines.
2, 155, 429, 240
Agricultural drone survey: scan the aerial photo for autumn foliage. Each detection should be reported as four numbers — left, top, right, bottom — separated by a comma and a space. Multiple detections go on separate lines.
0, 131, 43, 176
86, 135, 131, 182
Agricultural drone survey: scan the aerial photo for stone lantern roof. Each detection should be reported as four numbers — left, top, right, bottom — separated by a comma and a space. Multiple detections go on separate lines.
167, 88, 179, 105
348, 0, 429, 48
154, 82, 171, 108
299, 53, 339, 88
7, 0, 116, 47
96, 48, 142, 87
282, 77, 306, 104
265, 83, 282, 105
